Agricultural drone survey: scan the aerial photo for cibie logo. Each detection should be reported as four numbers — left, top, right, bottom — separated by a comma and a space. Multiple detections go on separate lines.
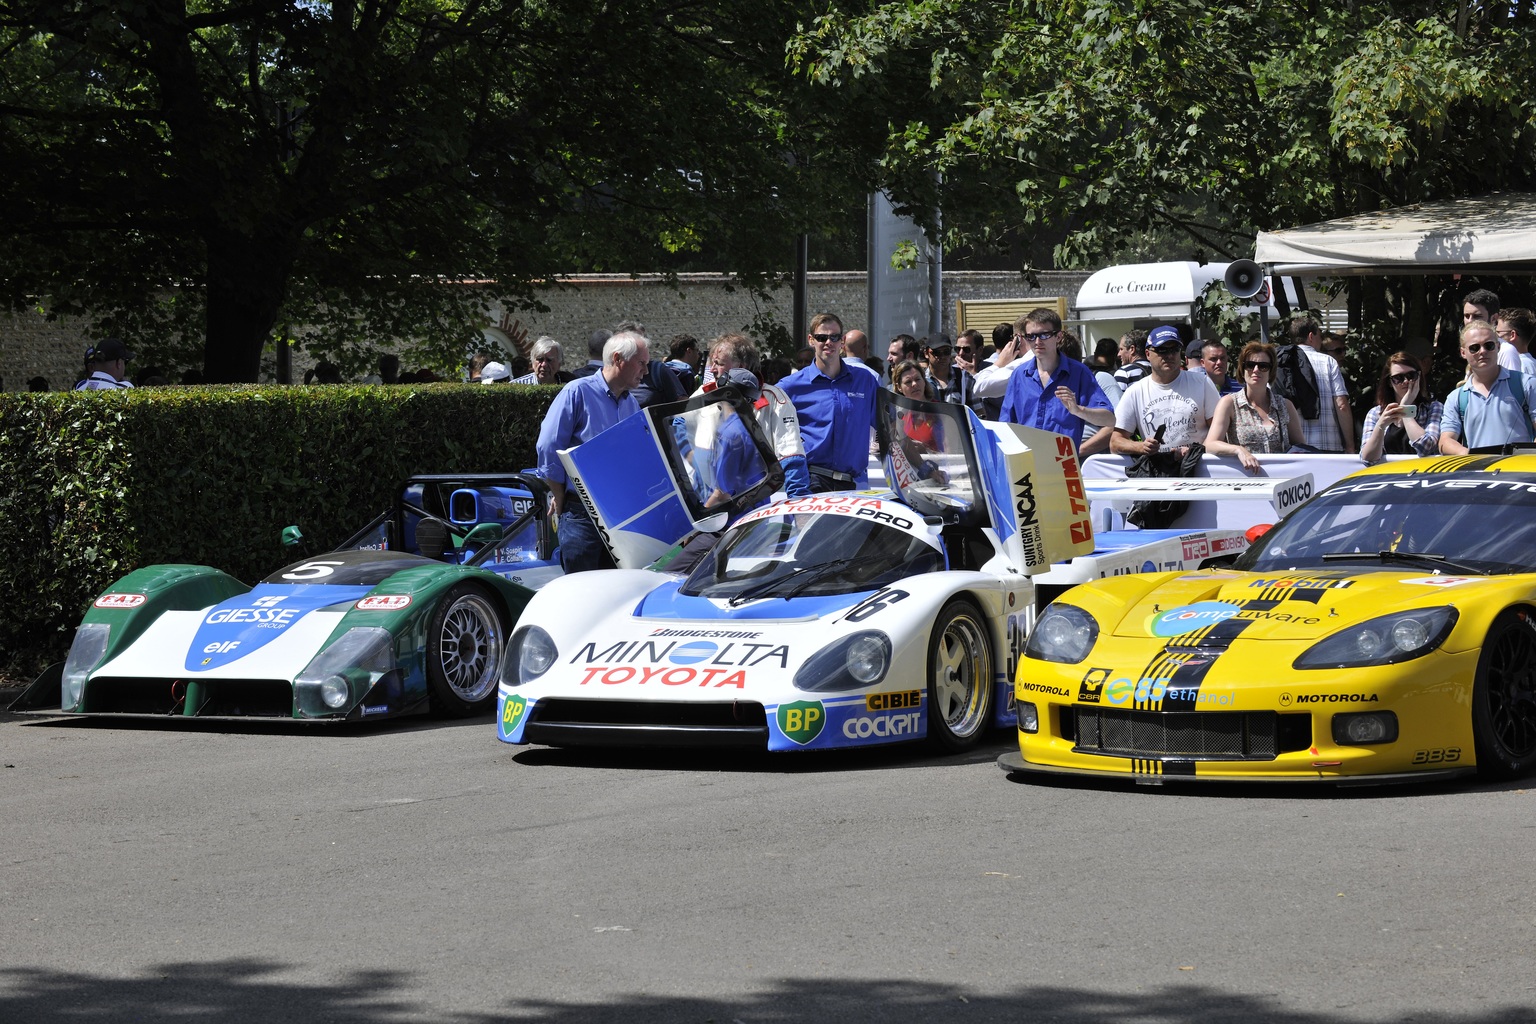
1149, 601, 1241, 637
777, 700, 825, 745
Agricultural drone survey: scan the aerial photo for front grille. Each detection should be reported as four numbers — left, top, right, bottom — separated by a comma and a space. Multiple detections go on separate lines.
1070, 707, 1311, 761
84, 677, 295, 717
524, 698, 769, 748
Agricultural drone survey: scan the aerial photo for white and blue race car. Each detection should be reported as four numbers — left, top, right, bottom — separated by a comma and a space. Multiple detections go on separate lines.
496, 390, 1280, 753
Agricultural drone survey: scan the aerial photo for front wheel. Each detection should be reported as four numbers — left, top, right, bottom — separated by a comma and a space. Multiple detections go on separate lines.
426, 583, 508, 717
926, 599, 994, 752
1471, 607, 1536, 778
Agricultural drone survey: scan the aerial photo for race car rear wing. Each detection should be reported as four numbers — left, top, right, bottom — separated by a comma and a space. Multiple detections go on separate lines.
1082, 473, 1316, 521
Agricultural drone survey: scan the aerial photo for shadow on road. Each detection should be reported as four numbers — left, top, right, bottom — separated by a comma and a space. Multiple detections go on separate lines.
1, 962, 1531, 1024
511, 736, 1013, 774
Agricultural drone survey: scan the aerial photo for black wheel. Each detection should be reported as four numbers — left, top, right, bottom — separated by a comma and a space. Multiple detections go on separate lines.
926, 598, 994, 752
1472, 607, 1536, 778
426, 583, 507, 716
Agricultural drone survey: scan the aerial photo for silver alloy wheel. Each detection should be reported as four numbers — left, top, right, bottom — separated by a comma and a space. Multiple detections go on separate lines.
931, 605, 991, 742
437, 591, 504, 703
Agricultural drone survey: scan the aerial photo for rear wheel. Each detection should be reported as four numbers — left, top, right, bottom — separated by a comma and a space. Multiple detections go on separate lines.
926, 599, 994, 752
426, 583, 507, 716
1472, 607, 1536, 778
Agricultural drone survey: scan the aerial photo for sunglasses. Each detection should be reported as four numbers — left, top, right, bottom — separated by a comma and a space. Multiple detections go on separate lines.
1022, 331, 1059, 342
1389, 370, 1420, 384
1242, 360, 1272, 372
1324, 347, 1347, 356
929, 347, 953, 357
812, 331, 844, 342
1466, 340, 1500, 353
954, 347, 975, 356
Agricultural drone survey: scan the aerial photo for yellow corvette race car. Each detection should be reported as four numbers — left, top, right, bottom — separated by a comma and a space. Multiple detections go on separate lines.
1001, 454, 1536, 784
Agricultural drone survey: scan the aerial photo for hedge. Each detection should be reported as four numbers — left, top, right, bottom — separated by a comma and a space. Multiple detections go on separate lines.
0, 383, 557, 679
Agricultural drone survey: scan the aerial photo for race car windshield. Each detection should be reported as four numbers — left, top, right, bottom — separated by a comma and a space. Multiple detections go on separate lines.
680, 511, 945, 601
878, 391, 982, 523
1237, 473, 1536, 575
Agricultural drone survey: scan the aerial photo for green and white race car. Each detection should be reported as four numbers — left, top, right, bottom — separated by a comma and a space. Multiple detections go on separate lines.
12, 474, 558, 722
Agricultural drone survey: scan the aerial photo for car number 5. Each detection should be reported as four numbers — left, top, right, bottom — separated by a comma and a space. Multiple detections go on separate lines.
281, 560, 345, 580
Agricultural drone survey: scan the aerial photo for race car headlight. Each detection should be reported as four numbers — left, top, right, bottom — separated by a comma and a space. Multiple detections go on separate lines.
1294, 607, 1458, 669
61, 622, 111, 710
294, 627, 395, 717
507, 625, 558, 686
1024, 604, 1099, 664
795, 631, 891, 692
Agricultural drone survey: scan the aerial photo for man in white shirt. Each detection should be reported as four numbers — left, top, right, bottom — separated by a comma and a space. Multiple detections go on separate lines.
1495, 308, 1536, 378
74, 339, 134, 390
1111, 326, 1219, 456
1465, 288, 1523, 373
1290, 317, 1355, 452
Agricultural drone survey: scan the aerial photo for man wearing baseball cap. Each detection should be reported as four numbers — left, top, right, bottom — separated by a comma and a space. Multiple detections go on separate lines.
1110, 325, 1220, 456
75, 338, 134, 390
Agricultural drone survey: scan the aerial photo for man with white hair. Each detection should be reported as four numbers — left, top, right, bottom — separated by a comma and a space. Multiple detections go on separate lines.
512, 337, 567, 386
536, 330, 650, 572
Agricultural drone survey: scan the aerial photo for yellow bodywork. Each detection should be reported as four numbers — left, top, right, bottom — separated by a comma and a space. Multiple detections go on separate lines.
1009, 455, 1536, 783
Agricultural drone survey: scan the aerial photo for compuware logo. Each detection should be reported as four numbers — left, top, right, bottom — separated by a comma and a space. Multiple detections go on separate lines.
1149, 601, 1240, 637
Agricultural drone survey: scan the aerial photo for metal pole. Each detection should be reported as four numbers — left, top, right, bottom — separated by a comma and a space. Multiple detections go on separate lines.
794, 233, 809, 346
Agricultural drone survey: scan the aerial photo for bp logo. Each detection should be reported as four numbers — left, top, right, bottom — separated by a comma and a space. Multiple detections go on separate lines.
1149, 601, 1241, 637
776, 700, 825, 745
501, 694, 529, 734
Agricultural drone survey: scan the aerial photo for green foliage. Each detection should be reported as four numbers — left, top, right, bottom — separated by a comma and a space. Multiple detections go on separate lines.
794, 0, 1536, 322
0, 1, 879, 381
0, 384, 554, 678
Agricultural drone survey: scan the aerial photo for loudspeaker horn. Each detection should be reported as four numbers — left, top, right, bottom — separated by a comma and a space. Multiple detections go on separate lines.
1224, 259, 1266, 300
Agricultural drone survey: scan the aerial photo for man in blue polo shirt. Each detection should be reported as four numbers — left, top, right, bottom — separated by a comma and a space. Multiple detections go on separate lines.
998, 308, 1115, 454
1440, 320, 1536, 454
536, 330, 650, 572
778, 312, 880, 490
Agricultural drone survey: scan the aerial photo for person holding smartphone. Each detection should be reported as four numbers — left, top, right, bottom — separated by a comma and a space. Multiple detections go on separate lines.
1360, 351, 1442, 462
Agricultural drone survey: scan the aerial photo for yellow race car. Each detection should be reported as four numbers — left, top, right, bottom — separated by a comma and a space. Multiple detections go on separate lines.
1001, 454, 1536, 785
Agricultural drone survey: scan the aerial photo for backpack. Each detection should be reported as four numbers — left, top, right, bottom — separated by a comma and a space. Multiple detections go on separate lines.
1456, 370, 1533, 442
1272, 345, 1319, 420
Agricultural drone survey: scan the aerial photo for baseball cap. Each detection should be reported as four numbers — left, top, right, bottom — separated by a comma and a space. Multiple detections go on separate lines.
1148, 325, 1182, 352
479, 361, 511, 383
85, 338, 133, 363
1185, 338, 1205, 359
716, 367, 761, 403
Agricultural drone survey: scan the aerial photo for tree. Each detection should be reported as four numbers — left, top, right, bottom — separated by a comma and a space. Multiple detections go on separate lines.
792, 1, 1536, 339
0, 1, 884, 380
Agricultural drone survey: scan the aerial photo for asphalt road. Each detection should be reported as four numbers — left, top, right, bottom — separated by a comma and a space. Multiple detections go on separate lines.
2, 709, 1534, 1024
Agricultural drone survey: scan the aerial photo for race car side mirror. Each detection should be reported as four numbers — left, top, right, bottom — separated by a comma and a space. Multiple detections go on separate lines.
1245, 523, 1273, 543
282, 525, 304, 547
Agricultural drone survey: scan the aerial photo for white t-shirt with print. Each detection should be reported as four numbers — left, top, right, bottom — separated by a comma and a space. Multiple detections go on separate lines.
1114, 371, 1220, 448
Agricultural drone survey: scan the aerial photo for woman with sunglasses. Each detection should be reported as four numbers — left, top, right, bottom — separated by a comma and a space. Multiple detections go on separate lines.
1359, 352, 1442, 463
1202, 340, 1305, 473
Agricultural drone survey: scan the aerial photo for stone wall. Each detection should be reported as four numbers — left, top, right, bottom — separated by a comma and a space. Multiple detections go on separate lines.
1, 270, 1092, 387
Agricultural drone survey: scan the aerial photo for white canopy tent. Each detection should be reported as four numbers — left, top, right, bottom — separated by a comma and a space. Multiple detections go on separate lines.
1255, 193, 1536, 276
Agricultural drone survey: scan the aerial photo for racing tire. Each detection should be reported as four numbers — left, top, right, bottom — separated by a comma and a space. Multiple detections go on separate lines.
426, 583, 508, 717
1471, 607, 1536, 779
925, 598, 994, 752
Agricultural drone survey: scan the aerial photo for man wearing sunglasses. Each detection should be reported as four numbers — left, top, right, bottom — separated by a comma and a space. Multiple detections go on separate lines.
1000, 308, 1115, 454
923, 333, 979, 411
1290, 317, 1355, 453
1441, 320, 1536, 454
778, 312, 880, 490
1494, 308, 1536, 378
1111, 325, 1220, 458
